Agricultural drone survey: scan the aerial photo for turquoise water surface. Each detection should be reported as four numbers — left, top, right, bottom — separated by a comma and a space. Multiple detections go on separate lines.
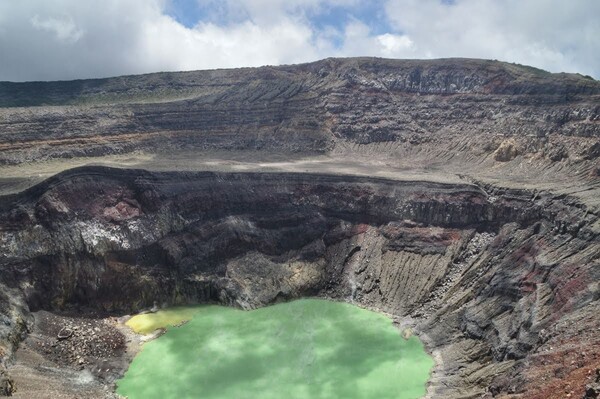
117, 299, 433, 399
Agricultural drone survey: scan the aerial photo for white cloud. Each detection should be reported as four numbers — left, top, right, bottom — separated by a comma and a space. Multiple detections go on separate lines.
322, 19, 414, 59
0, 0, 597, 81
30, 14, 84, 43
377, 33, 414, 57
384, 0, 600, 77
138, 18, 319, 71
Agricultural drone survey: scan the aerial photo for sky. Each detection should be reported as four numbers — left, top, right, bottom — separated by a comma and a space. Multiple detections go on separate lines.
0, 0, 598, 82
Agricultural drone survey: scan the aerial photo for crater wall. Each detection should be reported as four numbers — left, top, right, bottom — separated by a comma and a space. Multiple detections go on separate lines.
0, 57, 599, 398
0, 167, 597, 398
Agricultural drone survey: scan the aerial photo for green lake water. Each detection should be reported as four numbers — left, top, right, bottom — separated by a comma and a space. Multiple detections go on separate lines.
117, 299, 433, 399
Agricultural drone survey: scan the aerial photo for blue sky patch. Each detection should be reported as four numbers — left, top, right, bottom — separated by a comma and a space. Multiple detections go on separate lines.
165, 0, 395, 46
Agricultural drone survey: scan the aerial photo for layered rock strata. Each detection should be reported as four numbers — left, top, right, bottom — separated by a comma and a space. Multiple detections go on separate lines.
0, 57, 598, 398
0, 166, 597, 398
1, 58, 598, 166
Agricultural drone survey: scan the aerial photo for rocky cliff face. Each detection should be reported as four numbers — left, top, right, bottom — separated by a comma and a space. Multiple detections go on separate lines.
0, 166, 598, 398
0, 167, 501, 309
0, 58, 598, 165
0, 58, 598, 398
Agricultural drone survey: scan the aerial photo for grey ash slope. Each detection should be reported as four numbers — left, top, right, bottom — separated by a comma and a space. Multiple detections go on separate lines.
0, 57, 599, 398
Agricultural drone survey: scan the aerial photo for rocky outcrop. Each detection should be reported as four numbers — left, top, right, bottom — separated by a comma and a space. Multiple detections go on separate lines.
584, 369, 600, 399
0, 369, 14, 396
0, 286, 29, 397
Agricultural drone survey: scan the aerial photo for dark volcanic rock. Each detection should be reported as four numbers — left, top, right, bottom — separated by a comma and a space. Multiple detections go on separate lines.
0, 167, 503, 310
0, 369, 14, 396
0, 165, 597, 398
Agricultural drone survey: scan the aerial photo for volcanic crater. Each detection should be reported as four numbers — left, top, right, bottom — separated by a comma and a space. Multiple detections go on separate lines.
0, 57, 598, 398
